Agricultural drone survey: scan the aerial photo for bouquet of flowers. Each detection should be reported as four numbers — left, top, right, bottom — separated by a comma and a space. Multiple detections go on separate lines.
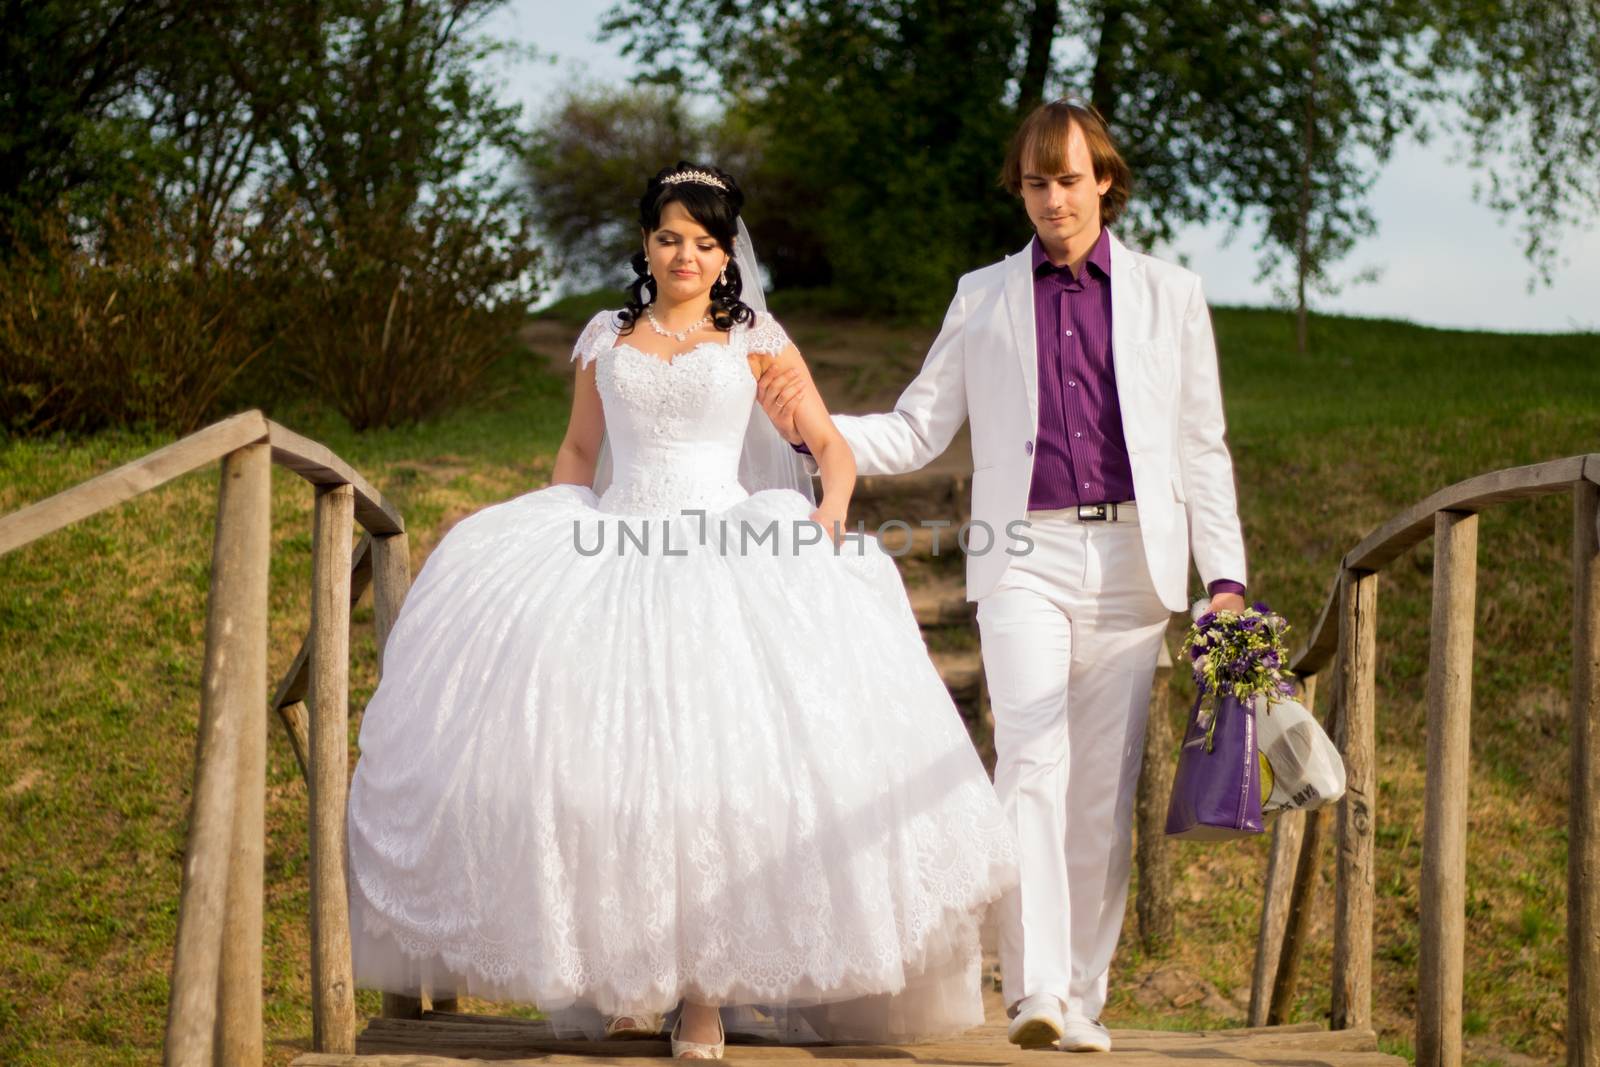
1182, 601, 1296, 752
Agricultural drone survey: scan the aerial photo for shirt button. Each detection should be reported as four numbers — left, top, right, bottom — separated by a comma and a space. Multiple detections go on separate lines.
1068, 380, 1078, 387
1074, 432, 1082, 439
1024, 440, 1034, 455
1083, 482, 1091, 490
1064, 330, 1073, 337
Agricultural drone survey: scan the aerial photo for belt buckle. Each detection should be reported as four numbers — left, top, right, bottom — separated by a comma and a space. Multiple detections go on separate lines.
1077, 503, 1111, 522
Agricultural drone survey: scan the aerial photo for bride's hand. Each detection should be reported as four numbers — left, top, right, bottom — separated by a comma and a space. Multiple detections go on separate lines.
756, 363, 809, 445
808, 506, 848, 545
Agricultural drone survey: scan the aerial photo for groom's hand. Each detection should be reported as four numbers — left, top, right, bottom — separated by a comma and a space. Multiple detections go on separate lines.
1208, 591, 1247, 614
757, 365, 809, 445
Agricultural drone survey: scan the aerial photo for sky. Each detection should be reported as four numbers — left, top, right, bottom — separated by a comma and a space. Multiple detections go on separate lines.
480, 1, 1600, 334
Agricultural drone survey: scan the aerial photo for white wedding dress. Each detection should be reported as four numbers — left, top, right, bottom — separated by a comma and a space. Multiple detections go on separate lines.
346, 309, 1017, 1041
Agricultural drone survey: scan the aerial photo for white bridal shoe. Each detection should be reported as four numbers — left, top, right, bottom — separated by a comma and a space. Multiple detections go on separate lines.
670, 1009, 726, 1060
1058, 1014, 1113, 1053
1006, 992, 1066, 1048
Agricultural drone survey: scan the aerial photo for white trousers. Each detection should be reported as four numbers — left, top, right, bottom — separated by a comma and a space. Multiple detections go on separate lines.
976, 508, 1170, 1021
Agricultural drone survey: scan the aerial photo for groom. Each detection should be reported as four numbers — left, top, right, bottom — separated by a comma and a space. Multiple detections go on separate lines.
758, 101, 1248, 1052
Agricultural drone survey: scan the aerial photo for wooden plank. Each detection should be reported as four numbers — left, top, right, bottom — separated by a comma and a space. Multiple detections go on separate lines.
1418, 511, 1477, 1067
294, 1017, 1406, 1067
1331, 569, 1377, 1032
0, 410, 269, 557
1135, 641, 1176, 955
164, 442, 272, 1066
267, 420, 405, 537
309, 484, 357, 1053
1572, 479, 1600, 1067
271, 535, 374, 781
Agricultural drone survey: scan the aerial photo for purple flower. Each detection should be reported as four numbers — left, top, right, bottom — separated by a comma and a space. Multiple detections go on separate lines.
1197, 611, 1218, 629
1252, 600, 1271, 613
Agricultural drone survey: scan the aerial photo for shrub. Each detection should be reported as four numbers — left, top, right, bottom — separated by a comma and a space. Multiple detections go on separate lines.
0, 198, 276, 437
261, 189, 542, 431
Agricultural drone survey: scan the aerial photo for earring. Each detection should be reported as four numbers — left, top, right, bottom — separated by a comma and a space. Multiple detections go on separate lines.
719, 266, 728, 286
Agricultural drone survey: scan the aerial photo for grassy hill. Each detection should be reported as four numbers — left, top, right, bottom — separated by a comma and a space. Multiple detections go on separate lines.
2, 303, 1596, 1063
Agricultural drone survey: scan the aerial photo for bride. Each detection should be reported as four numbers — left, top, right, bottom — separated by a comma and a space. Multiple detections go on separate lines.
345, 161, 1017, 1058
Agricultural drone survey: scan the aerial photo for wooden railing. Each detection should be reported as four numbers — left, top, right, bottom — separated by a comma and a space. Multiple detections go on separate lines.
0, 410, 411, 1065
7, 416, 1595, 1066
1244, 455, 1600, 1067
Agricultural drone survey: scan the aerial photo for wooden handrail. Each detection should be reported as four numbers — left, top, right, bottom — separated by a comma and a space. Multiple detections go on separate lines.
1289, 455, 1599, 677
0, 411, 405, 559
0, 412, 412, 1065
1252, 454, 1600, 1067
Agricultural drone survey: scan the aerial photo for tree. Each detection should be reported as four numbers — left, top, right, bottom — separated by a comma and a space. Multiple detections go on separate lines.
0, 0, 542, 434
221, 0, 541, 428
0, 0, 192, 244
1427, 0, 1600, 284
601, 0, 1030, 316
1217, 3, 1426, 352
599, 0, 1600, 330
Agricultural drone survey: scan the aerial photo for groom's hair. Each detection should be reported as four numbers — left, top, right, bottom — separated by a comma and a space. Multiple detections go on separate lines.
1000, 101, 1131, 227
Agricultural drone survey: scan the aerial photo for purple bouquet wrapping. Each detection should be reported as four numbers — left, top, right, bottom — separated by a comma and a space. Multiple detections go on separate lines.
1165, 602, 1296, 841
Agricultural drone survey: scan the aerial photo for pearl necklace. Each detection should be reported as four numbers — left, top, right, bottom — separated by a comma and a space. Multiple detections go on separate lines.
645, 304, 711, 342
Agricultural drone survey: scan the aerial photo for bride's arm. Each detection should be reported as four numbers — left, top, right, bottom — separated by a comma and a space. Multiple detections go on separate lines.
549, 360, 605, 488
763, 344, 855, 536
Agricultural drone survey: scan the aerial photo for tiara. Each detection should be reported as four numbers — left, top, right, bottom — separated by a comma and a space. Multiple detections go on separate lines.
661, 169, 728, 192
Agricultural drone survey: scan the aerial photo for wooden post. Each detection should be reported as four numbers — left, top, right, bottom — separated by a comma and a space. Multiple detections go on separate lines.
369, 531, 427, 1022
1572, 481, 1600, 1067
370, 531, 411, 660
165, 443, 271, 1067
1136, 641, 1177, 956
1254, 673, 1320, 1025
1251, 811, 1306, 1026
1332, 569, 1378, 1032
1418, 511, 1478, 1067
309, 484, 357, 1052
215, 480, 273, 1067
1270, 806, 1326, 1024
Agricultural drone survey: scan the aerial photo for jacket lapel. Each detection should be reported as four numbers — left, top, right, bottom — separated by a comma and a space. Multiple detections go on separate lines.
1002, 242, 1039, 425
1108, 231, 1140, 409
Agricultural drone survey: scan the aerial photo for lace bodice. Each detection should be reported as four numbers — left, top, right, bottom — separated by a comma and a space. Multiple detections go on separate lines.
570, 310, 793, 515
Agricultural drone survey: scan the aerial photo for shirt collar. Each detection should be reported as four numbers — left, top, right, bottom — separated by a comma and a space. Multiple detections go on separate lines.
1031, 228, 1112, 281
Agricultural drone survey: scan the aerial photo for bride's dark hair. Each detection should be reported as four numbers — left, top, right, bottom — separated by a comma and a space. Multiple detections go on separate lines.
617, 161, 754, 335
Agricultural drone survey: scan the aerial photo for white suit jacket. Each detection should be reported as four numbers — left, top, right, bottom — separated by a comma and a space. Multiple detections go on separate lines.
805, 233, 1247, 611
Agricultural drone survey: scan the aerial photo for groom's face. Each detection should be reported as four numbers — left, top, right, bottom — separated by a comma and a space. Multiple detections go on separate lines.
1020, 121, 1113, 253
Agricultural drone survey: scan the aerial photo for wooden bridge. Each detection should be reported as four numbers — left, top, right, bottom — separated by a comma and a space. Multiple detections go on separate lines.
0, 411, 1595, 1067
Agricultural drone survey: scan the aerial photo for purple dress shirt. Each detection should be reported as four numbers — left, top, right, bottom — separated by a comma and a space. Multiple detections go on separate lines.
1026, 229, 1130, 511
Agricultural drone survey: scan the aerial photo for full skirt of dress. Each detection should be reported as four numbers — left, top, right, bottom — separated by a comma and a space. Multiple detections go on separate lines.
346, 482, 1017, 1041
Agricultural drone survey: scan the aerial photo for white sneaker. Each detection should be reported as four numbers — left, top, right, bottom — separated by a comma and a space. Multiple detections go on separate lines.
1058, 1015, 1112, 1053
1006, 993, 1065, 1049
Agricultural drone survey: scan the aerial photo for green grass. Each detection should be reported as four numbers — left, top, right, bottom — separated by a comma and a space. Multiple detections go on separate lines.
2, 304, 1596, 1063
